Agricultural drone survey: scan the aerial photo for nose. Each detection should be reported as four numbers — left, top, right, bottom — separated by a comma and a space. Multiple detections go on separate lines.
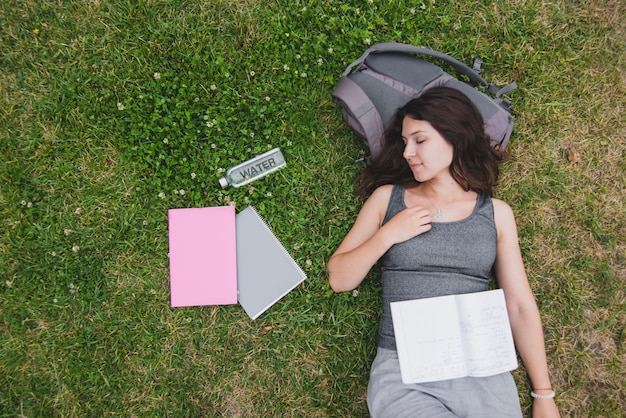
403, 141, 416, 159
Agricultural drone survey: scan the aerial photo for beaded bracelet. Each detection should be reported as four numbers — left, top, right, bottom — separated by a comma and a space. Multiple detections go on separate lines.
531, 390, 556, 399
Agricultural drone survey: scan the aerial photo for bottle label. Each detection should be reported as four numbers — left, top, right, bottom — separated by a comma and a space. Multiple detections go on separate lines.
237, 157, 278, 179
224, 148, 286, 187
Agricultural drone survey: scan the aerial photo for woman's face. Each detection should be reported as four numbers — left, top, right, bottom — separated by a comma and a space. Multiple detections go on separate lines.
401, 117, 454, 183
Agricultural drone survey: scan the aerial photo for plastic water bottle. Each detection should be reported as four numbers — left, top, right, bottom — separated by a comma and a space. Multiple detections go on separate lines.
219, 148, 286, 189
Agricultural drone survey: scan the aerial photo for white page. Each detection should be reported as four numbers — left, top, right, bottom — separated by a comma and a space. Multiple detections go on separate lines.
391, 295, 468, 384
455, 289, 518, 377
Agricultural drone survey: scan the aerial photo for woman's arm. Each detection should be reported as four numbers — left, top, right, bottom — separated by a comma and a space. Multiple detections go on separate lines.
328, 186, 432, 292
493, 199, 560, 418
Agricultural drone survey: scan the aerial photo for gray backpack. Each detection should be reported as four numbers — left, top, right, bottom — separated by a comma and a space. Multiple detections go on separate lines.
332, 43, 517, 159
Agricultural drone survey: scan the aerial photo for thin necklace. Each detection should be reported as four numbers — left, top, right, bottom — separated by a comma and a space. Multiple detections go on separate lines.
422, 190, 442, 219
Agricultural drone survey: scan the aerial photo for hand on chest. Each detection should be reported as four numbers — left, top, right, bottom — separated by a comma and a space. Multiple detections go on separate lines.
404, 187, 478, 223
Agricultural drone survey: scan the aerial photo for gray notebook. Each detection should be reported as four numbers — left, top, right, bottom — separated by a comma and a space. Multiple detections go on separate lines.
236, 206, 307, 320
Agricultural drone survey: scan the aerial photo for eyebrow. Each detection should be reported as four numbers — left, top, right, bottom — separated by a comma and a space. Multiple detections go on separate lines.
402, 129, 426, 138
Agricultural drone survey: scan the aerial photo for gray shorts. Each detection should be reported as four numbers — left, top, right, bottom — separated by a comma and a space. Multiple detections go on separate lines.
367, 348, 523, 418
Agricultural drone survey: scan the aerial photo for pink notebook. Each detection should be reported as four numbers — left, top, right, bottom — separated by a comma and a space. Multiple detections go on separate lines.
168, 206, 237, 307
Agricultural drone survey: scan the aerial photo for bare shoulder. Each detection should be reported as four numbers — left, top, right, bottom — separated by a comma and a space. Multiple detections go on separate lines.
360, 184, 394, 223
491, 198, 518, 238
368, 184, 394, 204
492, 197, 514, 216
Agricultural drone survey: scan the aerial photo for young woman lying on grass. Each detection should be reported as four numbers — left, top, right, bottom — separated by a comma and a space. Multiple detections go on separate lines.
329, 87, 560, 418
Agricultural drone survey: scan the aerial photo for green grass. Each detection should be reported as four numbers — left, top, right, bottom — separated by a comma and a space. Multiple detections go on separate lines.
1, 0, 624, 416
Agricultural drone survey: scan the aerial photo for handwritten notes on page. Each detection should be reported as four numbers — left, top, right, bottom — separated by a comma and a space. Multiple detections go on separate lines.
390, 289, 518, 384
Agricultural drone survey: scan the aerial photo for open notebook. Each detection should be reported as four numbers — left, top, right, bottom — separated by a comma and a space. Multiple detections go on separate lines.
390, 289, 518, 384
236, 206, 307, 320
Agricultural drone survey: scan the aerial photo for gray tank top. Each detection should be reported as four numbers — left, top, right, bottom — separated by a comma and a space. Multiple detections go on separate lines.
378, 185, 497, 350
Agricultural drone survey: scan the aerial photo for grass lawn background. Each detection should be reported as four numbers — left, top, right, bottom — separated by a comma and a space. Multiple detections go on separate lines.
1, 0, 624, 416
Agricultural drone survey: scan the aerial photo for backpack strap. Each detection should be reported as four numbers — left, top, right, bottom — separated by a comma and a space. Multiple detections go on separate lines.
493, 81, 518, 111
343, 42, 516, 99
332, 77, 385, 158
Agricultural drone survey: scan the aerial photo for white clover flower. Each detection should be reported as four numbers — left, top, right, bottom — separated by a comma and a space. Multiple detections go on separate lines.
206, 121, 213, 128
265, 96, 270, 101
300, 72, 307, 78
75, 207, 82, 215
328, 47, 334, 54
317, 58, 323, 65
283, 64, 290, 71
352, 289, 359, 297
117, 102, 125, 110
364, 38, 371, 45
211, 143, 216, 149
158, 192, 166, 199
210, 84, 217, 90
163, 138, 169, 144
64, 229, 72, 236
153, 72, 161, 79
71, 245, 80, 252
51, 251, 57, 257
191, 172, 197, 180
296, 54, 301, 59
224, 195, 235, 207
179, 189, 185, 195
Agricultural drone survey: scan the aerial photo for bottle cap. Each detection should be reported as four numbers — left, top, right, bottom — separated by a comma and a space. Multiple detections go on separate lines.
218, 177, 229, 189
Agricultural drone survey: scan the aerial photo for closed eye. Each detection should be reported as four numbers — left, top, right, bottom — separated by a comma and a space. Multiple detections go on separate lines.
402, 137, 426, 145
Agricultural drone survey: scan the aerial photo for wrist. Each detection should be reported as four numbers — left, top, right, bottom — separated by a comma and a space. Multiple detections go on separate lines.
531, 389, 555, 399
531, 385, 553, 394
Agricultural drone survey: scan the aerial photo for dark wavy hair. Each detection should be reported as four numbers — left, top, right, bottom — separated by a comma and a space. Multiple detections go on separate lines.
356, 86, 503, 198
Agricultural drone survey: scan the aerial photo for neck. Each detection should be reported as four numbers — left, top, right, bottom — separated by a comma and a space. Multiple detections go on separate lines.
420, 179, 466, 201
